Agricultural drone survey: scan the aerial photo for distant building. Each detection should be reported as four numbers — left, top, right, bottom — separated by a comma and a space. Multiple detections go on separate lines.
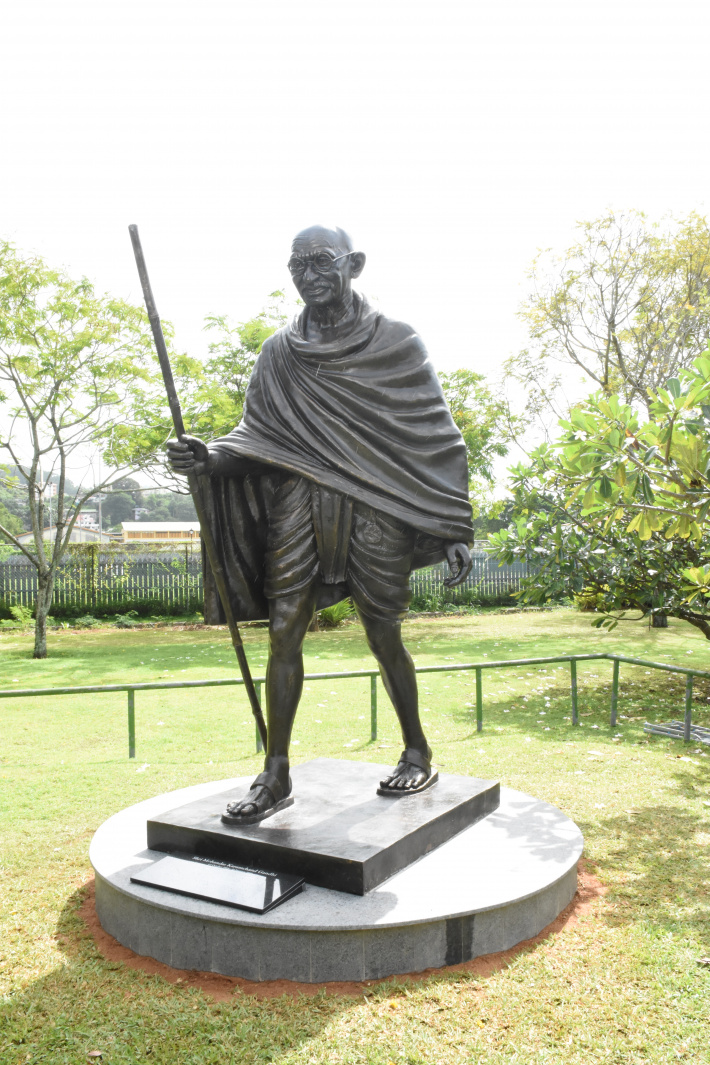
14, 525, 113, 544
120, 521, 201, 543
76, 509, 99, 530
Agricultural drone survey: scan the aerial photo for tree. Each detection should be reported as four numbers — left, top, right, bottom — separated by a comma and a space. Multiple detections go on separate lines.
509, 210, 710, 420
168, 291, 288, 445
111, 292, 289, 504
488, 352, 710, 638
0, 500, 22, 536
134, 490, 197, 521
102, 490, 136, 527
437, 369, 522, 526
0, 241, 161, 656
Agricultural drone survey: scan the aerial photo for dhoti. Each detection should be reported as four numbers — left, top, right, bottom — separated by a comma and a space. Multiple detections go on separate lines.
264, 473, 414, 621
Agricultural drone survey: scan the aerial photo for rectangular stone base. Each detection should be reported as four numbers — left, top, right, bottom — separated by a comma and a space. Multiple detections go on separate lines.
147, 758, 500, 895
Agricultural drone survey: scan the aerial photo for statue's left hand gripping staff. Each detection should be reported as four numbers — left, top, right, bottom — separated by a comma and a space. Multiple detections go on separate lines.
128, 225, 267, 749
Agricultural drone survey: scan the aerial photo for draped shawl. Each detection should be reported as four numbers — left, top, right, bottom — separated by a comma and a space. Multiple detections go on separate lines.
201, 295, 473, 622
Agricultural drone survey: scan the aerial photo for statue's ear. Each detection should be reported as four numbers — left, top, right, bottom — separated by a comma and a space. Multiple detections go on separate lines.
349, 251, 366, 279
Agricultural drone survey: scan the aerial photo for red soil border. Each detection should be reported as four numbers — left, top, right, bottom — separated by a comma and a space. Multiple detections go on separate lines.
74, 859, 604, 1001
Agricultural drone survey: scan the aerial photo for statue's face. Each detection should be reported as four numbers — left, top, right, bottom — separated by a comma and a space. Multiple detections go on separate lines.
288, 227, 364, 308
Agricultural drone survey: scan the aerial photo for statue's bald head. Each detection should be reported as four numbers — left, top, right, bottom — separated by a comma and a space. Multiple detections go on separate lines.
288, 225, 366, 309
291, 224, 354, 255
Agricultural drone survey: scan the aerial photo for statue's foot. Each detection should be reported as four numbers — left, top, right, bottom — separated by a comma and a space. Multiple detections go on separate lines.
377, 746, 438, 796
221, 769, 293, 826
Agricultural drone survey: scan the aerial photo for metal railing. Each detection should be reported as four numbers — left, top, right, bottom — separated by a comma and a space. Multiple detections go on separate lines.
1, 651, 707, 758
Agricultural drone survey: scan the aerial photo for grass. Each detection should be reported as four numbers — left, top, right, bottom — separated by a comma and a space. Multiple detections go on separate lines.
1, 607, 709, 1063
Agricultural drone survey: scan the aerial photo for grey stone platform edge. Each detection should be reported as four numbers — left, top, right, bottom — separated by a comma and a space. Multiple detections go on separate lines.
91, 776, 583, 983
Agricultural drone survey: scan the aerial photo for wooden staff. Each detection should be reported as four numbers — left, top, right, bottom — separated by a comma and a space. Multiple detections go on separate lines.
128, 224, 267, 749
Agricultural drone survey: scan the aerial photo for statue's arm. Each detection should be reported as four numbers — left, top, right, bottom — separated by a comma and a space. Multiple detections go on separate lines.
443, 541, 472, 587
166, 436, 264, 478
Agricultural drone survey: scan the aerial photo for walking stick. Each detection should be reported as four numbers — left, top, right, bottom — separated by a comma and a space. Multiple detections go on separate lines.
128, 224, 268, 749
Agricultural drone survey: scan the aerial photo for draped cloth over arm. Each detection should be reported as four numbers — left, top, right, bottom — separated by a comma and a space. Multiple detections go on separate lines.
202, 295, 474, 622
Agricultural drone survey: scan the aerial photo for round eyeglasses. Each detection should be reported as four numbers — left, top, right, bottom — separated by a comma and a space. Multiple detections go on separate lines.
287, 251, 353, 276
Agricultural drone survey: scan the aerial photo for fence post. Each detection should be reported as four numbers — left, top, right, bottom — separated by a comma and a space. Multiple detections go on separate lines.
370, 674, 377, 741
91, 543, 97, 611
610, 658, 619, 727
570, 659, 578, 725
255, 680, 264, 753
684, 675, 693, 742
475, 667, 483, 732
127, 689, 135, 758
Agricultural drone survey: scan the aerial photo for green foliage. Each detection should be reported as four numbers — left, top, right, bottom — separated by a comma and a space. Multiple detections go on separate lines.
548, 351, 710, 544
437, 369, 522, 513
0, 500, 22, 535
0, 240, 169, 655
438, 369, 516, 482
0, 241, 159, 477
9, 603, 32, 625
130, 293, 288, 467
317, 598, 355, 628
488, 358, 710, 637
101, 490, 136, 527
509, 209, 710, 416
132, 489, 197, 523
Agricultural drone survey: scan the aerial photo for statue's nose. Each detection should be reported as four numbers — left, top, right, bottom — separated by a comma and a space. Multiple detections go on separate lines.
302, 262, 319, 281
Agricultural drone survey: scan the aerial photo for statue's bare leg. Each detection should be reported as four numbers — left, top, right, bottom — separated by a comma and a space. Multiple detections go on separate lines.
223, 582, 319, 822
359, 614, 433, 792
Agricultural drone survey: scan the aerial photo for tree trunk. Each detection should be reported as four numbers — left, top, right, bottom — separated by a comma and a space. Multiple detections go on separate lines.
33, 574, 54, 659
682, 613, 710, 640
651, 613, 668, 628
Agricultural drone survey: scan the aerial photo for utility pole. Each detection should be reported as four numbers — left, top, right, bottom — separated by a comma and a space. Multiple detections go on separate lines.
94, 492, 106, 537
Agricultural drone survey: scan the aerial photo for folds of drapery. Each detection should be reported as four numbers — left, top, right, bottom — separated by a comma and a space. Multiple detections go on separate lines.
199, 296, 474, 623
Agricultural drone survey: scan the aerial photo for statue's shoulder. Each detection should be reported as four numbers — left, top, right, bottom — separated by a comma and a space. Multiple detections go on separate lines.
374, 312, 428, 354
258, 324, 290, 359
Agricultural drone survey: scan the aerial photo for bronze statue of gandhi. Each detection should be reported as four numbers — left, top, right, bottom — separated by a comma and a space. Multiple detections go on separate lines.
167, 225, 473, 824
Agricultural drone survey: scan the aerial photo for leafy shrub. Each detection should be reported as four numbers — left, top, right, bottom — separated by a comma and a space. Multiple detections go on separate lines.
49, 597, 202, 620
9, 604, 33, 625
317, 598, 355, 628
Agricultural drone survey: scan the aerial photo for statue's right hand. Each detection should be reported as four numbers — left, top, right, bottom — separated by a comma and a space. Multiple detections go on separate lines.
165, 435, 211, 477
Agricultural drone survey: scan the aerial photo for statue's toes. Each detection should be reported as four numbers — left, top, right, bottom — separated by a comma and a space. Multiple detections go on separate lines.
226, 797, 259, 817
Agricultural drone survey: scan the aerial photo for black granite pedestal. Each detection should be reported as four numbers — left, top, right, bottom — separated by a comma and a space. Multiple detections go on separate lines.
147, 758, 500, 895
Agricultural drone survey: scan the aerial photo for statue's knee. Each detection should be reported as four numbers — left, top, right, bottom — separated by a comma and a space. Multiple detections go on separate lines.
365, 621, 401, 661
269, 601, 312, 657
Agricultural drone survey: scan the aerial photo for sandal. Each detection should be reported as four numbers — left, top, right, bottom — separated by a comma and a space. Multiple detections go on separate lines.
377, 747, 439, 796
221, 769, 294, 826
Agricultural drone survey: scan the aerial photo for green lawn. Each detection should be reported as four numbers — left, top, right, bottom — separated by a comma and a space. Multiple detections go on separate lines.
1, 608, 709, 1063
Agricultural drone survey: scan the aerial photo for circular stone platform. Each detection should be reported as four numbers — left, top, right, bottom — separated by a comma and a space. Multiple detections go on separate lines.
91, 777, 583, 983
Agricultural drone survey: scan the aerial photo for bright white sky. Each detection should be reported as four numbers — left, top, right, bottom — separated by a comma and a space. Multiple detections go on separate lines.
2, 0, 710, 412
